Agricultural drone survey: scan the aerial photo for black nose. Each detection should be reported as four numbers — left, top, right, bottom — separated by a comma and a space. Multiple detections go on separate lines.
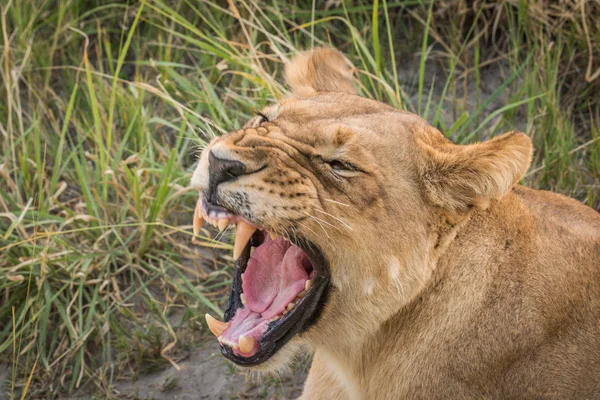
206, 151, 246, 203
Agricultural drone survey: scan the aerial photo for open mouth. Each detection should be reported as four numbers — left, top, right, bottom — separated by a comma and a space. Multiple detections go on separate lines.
193, 195, 330, 366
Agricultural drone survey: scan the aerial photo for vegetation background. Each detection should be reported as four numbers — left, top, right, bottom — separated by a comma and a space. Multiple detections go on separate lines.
1, 0, 599, 398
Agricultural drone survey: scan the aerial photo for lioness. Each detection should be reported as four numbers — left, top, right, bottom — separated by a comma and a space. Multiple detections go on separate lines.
191, 48, 600, 399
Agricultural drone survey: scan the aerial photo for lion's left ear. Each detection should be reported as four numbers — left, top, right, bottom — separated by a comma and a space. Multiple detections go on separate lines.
417, 131, 533, 212
285, 48, 356, 96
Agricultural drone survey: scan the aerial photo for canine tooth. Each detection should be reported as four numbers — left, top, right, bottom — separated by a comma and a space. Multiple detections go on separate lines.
234, 221, 257, 260
287, 302, 295, 311
217, 219, 228, 231
238, 335, 255, 354
240, 293, 246, 305
193, 199, 204, 237
305, 280, 312, 291
270, 315, 281, 321
205, 313, 230, 337
250, 247, 255, 256
296, 290, 306, 298
269, 232, 277, 240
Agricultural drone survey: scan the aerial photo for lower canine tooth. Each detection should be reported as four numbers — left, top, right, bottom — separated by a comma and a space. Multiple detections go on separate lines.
305, 280, 312, 291
193, 198, 204, 237
239, 335, 255, 354
205, 313, 230, 337
234, 221, 257, 260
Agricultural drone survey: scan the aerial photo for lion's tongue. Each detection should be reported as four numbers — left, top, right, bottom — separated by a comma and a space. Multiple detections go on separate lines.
242, 238, 310, 318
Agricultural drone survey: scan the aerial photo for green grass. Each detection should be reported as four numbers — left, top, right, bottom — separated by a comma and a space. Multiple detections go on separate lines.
1, 0, 599, 398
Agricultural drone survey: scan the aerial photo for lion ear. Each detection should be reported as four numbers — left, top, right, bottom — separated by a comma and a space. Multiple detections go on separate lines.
285, 48, 356, 96
418, 131, 533, 212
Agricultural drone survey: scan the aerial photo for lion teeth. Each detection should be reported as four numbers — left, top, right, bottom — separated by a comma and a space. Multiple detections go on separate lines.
234, 221, 257, 260
286, 302, 295, 311
238, 335, 255, 354
205, 313, 230, 337
270, 315, 281, 321
269, 231, 277, 240
240, 293, 246, 305
217, 219, 229, 232
296, 290, 306, 298
305, 280, 312, 291
193, 198, 204, 237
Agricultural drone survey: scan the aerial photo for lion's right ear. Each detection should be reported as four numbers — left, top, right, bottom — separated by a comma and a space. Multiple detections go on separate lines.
285, 48, 356, 96
417, 131, 533, 213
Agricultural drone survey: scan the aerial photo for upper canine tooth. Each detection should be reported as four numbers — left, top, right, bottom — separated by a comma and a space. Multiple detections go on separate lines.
205, 313, 230, 337
234, 221, 257, 260
238, 335, 255, 354
217, 219, 228, 232
193, 198, 204, 237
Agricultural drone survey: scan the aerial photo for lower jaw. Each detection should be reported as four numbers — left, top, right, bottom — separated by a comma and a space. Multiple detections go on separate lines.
220, 237, 331, 366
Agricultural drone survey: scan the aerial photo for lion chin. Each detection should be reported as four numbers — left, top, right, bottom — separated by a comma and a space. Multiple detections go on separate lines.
190, 47, 600, 399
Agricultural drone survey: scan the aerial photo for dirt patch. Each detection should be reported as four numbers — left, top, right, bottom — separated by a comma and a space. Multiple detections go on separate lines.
112, 339, 308, 399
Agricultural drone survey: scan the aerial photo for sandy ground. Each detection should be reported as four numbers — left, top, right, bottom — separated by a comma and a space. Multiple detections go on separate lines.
112, 339, 308, 400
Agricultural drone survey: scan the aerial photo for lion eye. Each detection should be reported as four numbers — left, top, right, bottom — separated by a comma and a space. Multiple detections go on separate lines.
328, 160, 348, 171
254, 111, 269, 124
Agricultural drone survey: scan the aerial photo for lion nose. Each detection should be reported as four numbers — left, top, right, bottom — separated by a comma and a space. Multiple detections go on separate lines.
206, 150, 246, 203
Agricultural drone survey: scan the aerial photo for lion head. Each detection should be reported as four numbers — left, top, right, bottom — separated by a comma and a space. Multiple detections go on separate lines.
190, 48, 532, 370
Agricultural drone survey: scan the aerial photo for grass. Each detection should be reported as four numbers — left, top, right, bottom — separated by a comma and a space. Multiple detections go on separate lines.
1, 0, 599, 398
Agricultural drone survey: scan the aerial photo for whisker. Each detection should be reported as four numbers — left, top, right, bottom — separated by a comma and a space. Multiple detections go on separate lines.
301, 212, 332, 238
301, 211, 343, 236
323, 198, 353, 208
313, 207, 353, 231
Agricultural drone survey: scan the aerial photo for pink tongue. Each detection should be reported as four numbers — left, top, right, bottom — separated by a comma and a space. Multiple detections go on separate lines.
242, 238, 309, 317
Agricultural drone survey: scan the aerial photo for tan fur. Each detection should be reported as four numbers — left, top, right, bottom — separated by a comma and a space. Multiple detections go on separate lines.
191, 48, 600, 399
